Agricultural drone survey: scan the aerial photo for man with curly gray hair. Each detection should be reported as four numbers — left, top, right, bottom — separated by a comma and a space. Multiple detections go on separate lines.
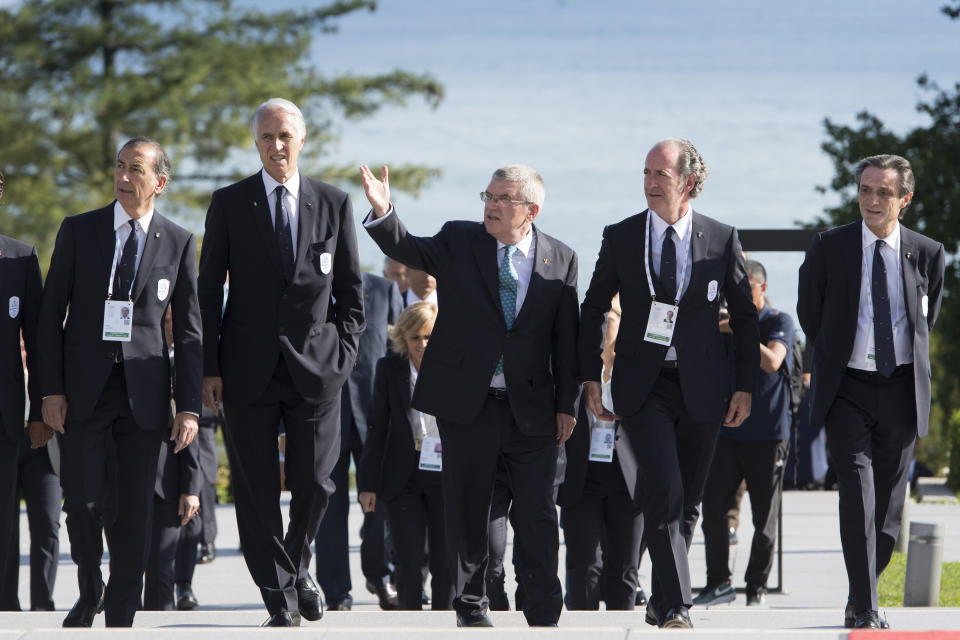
580, 138, 758, 629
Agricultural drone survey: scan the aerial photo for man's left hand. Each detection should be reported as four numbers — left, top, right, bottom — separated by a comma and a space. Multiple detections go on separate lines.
171, 412, 199, 453
178, 494, 200, 526
555, 412, 576, 446
723, 391, 752, 427
27, 421, 54, 449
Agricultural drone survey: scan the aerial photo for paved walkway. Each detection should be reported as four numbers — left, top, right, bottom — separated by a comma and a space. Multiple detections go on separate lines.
4, 488, 959, 637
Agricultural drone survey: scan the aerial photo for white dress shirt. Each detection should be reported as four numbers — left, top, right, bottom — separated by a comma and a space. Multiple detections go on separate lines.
848, 220, 912, 371
490, 228, 535, 389
409, 361, 439, 449
111, 201, 153, 298
405, 287, 439, 307
261, 169, 300, 258
649, 208, 693, 361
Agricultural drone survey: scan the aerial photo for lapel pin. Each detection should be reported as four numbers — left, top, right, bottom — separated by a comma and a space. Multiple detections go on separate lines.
253, 201, 258, 207
543, 258, 549, 264
697, 231, 703, 238
154, 232, 160, 238
306, 202, 312, 208
906, 251, 912, 259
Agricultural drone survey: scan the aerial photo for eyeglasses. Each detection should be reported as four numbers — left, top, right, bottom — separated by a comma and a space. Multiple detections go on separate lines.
480, 191, 530, 206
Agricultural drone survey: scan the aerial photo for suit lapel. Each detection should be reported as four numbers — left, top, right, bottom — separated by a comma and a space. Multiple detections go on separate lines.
845, 222, 863, 325
680, 211, 707, 309
401, 358, 419, 446
513, 227, 548, 327
472, 227, 502, 322
132, 213, 163, 302
900, 227, 918, 334
247, 173, 283, 276
96, 205, 117, 290
293, 176, 319, 280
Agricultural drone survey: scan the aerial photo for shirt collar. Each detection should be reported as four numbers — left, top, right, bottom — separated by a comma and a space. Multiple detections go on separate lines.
261, 168, 301, 201
861, 219, 900, 254
113, 201, 153, 233
497, 227, 534, 257
650, 207, 692, 242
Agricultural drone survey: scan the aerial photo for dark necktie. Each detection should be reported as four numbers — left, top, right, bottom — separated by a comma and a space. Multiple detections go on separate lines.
660, 226, 677, 300
275, 185, 295, 283
115, 219, 139, 298
872, 239, 896, 377
495, 245, 519, 376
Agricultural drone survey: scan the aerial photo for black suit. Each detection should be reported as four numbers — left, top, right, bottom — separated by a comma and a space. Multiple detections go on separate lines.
37, 204, 202, 626
198, 171, 364, 616
357, 352, 453, 610
579, 210, 758, 615
0, 235, 44, 611
798, 220, 944, 613
315, 272, 401, 606
366, 212, 578, 626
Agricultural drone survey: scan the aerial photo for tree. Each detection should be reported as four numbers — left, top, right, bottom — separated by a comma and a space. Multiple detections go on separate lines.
813, 3, 960, 473
0, 0, 443, 258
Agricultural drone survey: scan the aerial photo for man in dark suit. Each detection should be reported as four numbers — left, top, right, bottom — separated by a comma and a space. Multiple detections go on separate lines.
198, 98, 365, 627
315, 271, 401, 611
0, 169, 47, 611
37, 137, 202, 627
360, 163, 579, 628
580, 138, 759, 629
798, 154, 944, 630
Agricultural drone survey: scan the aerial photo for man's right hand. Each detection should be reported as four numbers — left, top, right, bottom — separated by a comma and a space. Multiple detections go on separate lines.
202, 376, 223, 413
358, 491, 376, 513
584, 381, 617, 422
41, 395, 67, 433
359, 165, 391, 218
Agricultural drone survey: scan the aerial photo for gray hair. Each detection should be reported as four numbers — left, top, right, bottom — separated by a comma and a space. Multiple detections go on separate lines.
251, 98, 306, 140
118, 137, 171, 194
492, 165, 545, 207
744, 259, 767, 284
854, 154, 915, 198
657, 138, 708, 198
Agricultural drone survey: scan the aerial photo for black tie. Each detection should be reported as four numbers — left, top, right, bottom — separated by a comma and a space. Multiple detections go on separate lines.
872, 240, 896, 377
275, 185, 295, 283
115, 219, 139, 298
660, 226, 677, 300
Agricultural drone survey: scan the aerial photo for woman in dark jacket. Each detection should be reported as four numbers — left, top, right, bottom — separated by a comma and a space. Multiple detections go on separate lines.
357, 302, 452, 610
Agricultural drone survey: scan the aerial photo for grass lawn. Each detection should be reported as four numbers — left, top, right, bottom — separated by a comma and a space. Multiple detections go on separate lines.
878, 551, 960, 606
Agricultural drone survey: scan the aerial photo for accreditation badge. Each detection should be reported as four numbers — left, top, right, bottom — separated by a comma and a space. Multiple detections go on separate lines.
644, 300, 678, 346
418, 436, 443, 472
103, 300, 133, 342
588, 424, 615, 463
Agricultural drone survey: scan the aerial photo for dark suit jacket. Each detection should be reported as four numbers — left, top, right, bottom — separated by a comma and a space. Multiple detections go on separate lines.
154, 435, 201, 503
343, 272, 403, 449
0, 235, 42, 440
579, 210, 759, 422
198, 172, 365, 404
37, 205, 203, 430
366, 213, 579, 436
357, 353, 423, 502
797, 220, 944, 438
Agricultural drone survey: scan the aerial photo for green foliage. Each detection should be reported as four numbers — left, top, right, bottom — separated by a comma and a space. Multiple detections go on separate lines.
0, 0, 443, 263
813, 4, 960, 477
948, 409, 960, 492
878, 551, 960, 607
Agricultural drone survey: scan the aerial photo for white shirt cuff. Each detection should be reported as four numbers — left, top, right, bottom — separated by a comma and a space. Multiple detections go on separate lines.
363, 205, 394, 227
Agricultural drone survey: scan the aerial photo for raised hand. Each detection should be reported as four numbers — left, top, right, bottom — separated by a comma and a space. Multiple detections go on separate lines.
360, 165, 391, 218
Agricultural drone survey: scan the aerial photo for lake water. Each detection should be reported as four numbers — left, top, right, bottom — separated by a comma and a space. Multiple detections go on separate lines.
279, 1, 958, 329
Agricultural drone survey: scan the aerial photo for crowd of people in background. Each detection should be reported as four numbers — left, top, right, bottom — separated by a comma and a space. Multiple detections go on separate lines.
0, 97, 944, 631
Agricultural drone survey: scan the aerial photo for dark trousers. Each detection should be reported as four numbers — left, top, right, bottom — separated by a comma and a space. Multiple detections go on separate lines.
825, 366, 916, 614
175, 503, 200, 586
1, 440, 61, 611
438, 395, 562, 626
223, 357, 340, 616
143, 500, 182, 610
315, 414, 390, 607
196, 424, 219, 547
485, 462, 512, 611
60, 363, 163, 627
561, 455, 644, 610
620, 369, 720, 612
385, 468, 452, 610
0, 432, 21, 611
702, 437, 787, 589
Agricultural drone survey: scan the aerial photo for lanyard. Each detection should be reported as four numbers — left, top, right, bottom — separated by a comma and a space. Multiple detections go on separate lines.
106, 225, 138, 301
643, 210, 690, 305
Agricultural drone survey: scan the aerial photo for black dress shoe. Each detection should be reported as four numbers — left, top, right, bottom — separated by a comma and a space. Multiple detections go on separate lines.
844, 600, 855, 628
176, 582, 199, 610
635, 587, 648, 607
456, 612, 494, 627
197, 543, 216, 564
854, 610, 881, 629
296, 574, 323, 621
365, 577, 399, 610
62, 580, 105, 627
660, 606, 693, 629
261, 611, 301, 627
644, 598, 661, 626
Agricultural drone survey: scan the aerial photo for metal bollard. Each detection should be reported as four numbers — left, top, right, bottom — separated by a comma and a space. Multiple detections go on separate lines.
903, 521, 945, 606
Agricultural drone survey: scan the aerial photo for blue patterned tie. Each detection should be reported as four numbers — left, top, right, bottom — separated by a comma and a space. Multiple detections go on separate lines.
872, 240, 896, 377
495, 245, 518, 375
